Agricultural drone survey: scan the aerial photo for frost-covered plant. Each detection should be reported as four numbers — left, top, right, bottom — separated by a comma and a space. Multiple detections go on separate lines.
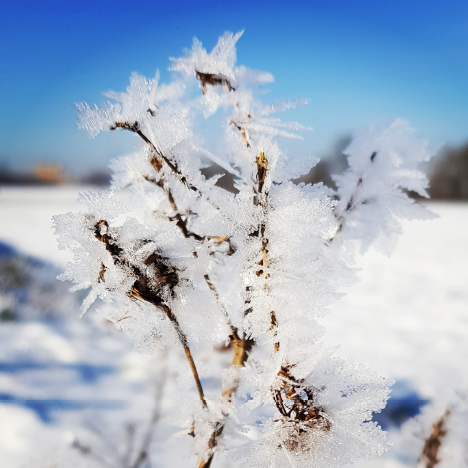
396, 393, 468, 468
54, 32, 437, 468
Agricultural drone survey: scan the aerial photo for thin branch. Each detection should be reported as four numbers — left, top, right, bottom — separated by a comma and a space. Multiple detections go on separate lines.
122, 424, 136, 468
254, 151, 279, 352
132, 291, 208, 410
328, 151, 377, 243
198, 149, 274, 467
71, 439, 116, 468
198, 422, 224, 468
269, 311, 279, 353
204, 274, 237, 336
229, 120, 250, 147
417, 410, 450, 468
204, 269, 254, 402
195, 71, 235, 94
144, 170, 203, 241
94, 220, 208, 411
111, 121, 180, 177
221, 330, 254, 403
111, 121, 220, 212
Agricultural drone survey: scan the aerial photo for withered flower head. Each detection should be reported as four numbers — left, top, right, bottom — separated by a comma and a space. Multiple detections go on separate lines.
272, 365, 330, 454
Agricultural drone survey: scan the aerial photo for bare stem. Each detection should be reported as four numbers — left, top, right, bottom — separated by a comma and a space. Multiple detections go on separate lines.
141, 300, 208, 410
183, 346, 208, 409
94, 220, 207, 411
195, 71, 235, 94
221, 330, 254, 402
204, 274, 237, 336
111, 121, 180, 177
111, 120, 220, 211
198, 150, 274, 467
328, 151, 377, 244
417, 410, 450, 468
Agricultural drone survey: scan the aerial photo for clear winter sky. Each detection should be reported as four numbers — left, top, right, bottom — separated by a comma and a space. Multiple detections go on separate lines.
1, 0, 467, 174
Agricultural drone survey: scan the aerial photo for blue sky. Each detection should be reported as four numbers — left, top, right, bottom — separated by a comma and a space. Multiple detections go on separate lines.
1, 0, 467, 174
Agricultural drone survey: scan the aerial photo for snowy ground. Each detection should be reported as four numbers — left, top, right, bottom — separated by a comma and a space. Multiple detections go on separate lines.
0, 186, 467, 467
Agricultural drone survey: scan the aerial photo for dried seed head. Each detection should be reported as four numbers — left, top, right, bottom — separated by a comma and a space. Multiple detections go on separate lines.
272, 365, 330, 453
195, 70, 235, 94
93, 220, 179, 307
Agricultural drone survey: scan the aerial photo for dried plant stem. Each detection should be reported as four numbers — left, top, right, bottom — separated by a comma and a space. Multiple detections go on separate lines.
111, 120, 253, 414
147, 156, 203, 241
328, 151, 377, 243
230, 120, 250, 147
198, 422, 224, 468
198, 277, 253, 466
196, 321, 253, 466
255, 150, 279, 352
94, 221, 207, 411
112, 121, 180, 179
183, 346, 208, 409
204, 274, 237, 336
417, 410, 450, 468
195, 70, 235, 94
137, 292, 207, 410
111, 120, 220, 210
198, 150, 278, 468
197, 331, 254, 467
222, 330, 254, 402
148, 302, 208, 410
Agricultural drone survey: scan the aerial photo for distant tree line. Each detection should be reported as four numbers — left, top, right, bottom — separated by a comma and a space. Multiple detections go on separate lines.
429, 143, 468, 199
1, 139, 467, 198
0, 165, 111, 187
296, 137, 468, 200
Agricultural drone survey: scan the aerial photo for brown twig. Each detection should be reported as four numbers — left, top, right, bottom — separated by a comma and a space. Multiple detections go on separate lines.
220, 328, 254, 404
111, 121, 180, 176
197, 151, 272, 467
94, 219, 208, 410
144, 150, 204, 242
204, 274, 237, 336
417, 410, 450, 468
230, 120, 250, 147
270, 311, 279, 352
110, 121, 219, 209
195, 71, 235, 95
197, 329, 254, 468
253, 151, 279, 352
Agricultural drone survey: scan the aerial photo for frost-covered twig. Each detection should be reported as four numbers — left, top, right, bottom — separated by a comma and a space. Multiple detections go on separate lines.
94, 217, 208, 409
417, 410, 450, 468
56, 31, 438, 468
328, 151, 377, 243
110, 120, 220, 214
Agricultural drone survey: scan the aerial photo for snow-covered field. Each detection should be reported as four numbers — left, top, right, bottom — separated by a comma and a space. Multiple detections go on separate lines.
0, 186, 467, 467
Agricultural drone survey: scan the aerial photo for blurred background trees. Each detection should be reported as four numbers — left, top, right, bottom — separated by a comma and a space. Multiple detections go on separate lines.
1, 136, 467, 199
429, 142, 468, 199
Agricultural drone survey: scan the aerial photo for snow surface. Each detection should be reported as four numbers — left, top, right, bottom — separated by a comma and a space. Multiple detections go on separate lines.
0, 186, 88, 266
0, 186, 467, 467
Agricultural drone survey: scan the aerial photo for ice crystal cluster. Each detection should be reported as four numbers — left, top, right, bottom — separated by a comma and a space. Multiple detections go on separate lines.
54, 32, 437, 468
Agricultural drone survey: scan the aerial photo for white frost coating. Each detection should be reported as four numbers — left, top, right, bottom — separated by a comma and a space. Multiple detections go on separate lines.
55, 32, 438, 468
397, 393, 468, 468
332, 119, 439, 254
171, 31, 244, 82
244, 355, 391, 468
